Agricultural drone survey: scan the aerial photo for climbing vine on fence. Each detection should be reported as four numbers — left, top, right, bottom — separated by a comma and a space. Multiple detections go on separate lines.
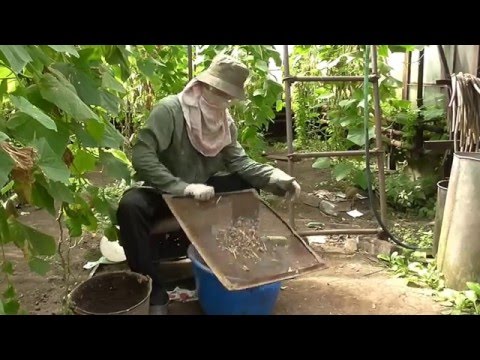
291, 45, 445, 192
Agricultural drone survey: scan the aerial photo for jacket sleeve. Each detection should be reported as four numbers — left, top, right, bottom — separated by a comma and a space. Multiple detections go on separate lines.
221, 121, 294, 195
131, 101, 189, 195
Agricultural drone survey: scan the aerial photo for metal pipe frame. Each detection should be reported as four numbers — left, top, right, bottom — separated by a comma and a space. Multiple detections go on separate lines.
264, 149, 381, 162
283, 45, 295, 228
437, 45, 451, 78
284, 75, 378, 83
289, 149, 381, 160
281, 45, 388, 235
371, 46, 388, 223
298, 228, 381, 236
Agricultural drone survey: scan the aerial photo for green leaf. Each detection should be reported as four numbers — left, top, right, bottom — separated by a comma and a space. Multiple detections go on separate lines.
1, 180, 14, 195
0, 131, 8, 142
10, 95, 57, 131
8, 218, 56, 256
86, 118, 105, 142
73, 119, 125, 148
0, 66, 14, 79
99, 90, 121, 116
28, 257, 51, 276
91, 193, 110, 216
339, 115, 361, 127
52, 63, 122, 115
24, 48, 48, 78
3, 284, 15, 298
353, 169, 368, 190
104, 46, 130, 81
72, 148, 97, 175
378, 45, 389, 57
22, 83, 56, 114
72, 123, 97, 147
38, 73, 98, 122
80, 118, 124, 149
47, 45, 79, 57
64, 195, 98, 233
27, 46, 53, 67
31, 181, 56, 216
92, 194, 118, 224
1, 260, 13, 275
0, 79, 7, 102
406, 279, 423, 288
137, 59, 156, 78
6, 112, 69, 156
101, 120, 125, 149
422, 108, 444, 121
339, 99, 357, 108
388, 45, 417, 53
275, 99, 284, 112
240, 126, 258, 144
101, 72, 126, 93
99, 151, 131, 181
347, 126, 375, 146
143, 45, 156, 53
104, 225, 119, 242
0, 45, 32, 74
391, 99, 412, 109
333, 162, 354, 181
467, 282, 480, 296
312, 158, 331, 170
464, 290, 478, 303
255, 60, 268, 73
251, 45, 264, 57
66, 216, 83, 237
45, 180, 75, 204
3, 299, 19, 314
105, 148, 131, 166
0, 300, 3, 314
34, 138, 70, 183
253, 89, 266, 97
0, 205, 11, 245
0, 147, 14, 188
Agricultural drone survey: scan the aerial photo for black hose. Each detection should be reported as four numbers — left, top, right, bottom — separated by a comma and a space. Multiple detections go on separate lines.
363, 46, 429, 252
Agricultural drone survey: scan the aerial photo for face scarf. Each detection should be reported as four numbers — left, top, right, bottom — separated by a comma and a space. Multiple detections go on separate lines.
178, 79, 233, 157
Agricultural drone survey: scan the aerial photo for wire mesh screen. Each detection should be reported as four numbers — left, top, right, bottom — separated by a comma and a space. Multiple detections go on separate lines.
163, 189, 326, 290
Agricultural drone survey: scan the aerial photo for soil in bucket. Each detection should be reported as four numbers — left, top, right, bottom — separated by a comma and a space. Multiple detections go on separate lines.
69, 271, 152, 315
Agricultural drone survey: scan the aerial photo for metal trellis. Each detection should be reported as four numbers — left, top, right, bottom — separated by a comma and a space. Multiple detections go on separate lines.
279, 45, 387, 237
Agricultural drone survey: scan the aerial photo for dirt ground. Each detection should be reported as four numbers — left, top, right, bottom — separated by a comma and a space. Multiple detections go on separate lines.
1, 161, 444, 315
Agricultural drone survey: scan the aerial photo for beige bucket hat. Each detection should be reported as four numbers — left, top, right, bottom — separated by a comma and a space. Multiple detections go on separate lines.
196, 54, 249, 100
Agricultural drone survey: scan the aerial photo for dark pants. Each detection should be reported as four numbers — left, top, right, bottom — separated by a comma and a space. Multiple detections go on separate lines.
116, 173, 255, 305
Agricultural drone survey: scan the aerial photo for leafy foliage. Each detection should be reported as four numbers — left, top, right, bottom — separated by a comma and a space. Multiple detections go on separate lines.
0, 44, 284, 313
292, 45, 447, 194
0, 45, 135, 313
377, 225, 480, 315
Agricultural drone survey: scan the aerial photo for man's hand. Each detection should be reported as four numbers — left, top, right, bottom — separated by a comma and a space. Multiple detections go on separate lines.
286, 180, 301, 202
184, 184, 215, 201
265, 168, 301, 201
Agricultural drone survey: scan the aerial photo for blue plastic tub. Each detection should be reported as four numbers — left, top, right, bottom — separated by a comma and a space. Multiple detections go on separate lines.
187, 245, 281, 315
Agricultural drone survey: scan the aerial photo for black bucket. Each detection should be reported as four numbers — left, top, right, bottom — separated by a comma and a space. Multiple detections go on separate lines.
433, 180, 448, 257
69, 271, 152, 315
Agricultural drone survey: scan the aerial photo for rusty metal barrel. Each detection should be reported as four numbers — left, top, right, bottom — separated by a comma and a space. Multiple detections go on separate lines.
432, 179, 448, 257
437, 153, 480, 290
69, 271, 152, 315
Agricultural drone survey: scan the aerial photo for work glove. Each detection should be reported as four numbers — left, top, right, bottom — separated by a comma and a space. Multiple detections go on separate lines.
286, 180, 301, 202
265, 168, 301, 201
184, 184, 215, 201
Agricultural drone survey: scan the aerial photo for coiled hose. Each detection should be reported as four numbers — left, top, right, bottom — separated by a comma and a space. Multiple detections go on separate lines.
363, 45, 427, 251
